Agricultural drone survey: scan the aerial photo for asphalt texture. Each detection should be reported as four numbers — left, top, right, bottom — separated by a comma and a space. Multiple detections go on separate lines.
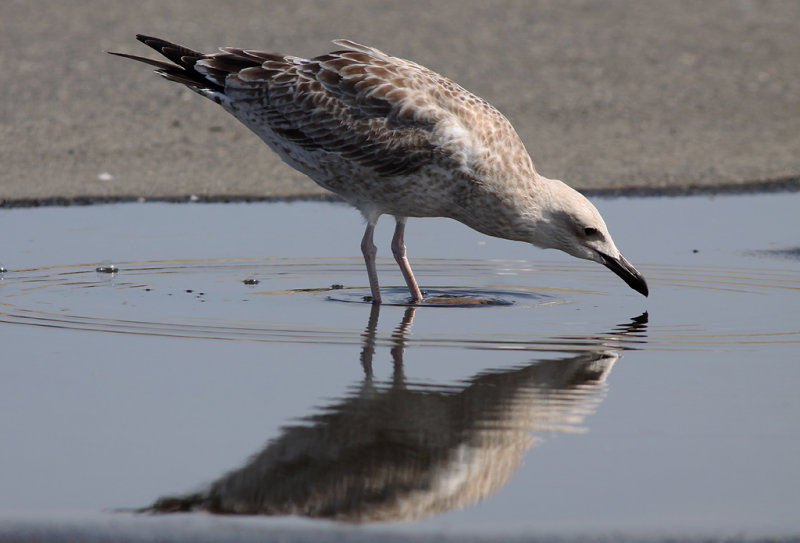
2, 1, 799, 206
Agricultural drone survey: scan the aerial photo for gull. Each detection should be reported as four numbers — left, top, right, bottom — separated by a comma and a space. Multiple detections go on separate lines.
144, 307, 643, 520
111, 35, 648, 302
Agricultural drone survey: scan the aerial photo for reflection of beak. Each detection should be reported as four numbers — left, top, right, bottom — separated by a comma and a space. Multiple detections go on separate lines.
599, 252, 649, 297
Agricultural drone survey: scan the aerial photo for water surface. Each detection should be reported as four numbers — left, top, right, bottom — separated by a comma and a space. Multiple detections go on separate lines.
0, 193, 798, 538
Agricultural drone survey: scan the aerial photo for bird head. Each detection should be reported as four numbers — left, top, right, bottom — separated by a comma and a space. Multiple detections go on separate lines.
531, 180, 649, 297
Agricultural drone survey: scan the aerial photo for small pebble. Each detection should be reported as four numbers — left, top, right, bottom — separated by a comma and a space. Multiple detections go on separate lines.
95, 264, 119, 273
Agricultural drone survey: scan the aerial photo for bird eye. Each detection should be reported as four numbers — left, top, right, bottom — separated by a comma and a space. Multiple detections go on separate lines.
584, 227, 599, 237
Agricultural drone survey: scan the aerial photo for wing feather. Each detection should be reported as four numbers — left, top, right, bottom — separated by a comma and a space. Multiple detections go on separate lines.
215, 43, 450, 176
111, 37, 486, 177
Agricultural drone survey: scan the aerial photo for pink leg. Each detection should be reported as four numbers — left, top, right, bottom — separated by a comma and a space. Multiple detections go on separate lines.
392, 218, 424, 303
361, 221, 381, 304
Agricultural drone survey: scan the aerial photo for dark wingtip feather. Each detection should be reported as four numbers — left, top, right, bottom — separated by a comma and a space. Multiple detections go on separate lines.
107, 51, 179, 71
134, 35, 203, 70
109, 35, 225, 92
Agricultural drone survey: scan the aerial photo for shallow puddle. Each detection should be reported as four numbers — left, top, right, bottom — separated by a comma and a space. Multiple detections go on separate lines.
0, 193, 798, 537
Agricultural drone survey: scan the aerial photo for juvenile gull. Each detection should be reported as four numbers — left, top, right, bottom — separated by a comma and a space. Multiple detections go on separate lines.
111, 36, 648, 301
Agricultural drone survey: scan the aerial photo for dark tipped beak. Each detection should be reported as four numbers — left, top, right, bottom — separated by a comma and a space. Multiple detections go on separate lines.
599, 252, 649, 297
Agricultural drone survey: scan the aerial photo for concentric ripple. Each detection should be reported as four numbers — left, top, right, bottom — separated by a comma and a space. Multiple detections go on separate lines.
0, 257, 797, 351
0, 257, 560, 346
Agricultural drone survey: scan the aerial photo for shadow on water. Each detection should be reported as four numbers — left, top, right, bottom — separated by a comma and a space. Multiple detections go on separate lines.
144, 307, 648, 523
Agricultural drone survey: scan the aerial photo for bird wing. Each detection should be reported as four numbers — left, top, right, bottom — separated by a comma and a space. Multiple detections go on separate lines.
120, 36, 470, 177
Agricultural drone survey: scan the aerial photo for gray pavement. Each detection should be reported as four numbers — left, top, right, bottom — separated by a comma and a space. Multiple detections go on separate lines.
2, 1, 799, 206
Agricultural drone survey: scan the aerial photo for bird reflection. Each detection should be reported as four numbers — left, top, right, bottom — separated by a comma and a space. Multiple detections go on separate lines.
148, 307, 647, 522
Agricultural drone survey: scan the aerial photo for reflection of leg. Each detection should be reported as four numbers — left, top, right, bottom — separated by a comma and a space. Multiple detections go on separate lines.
361, 221, 381, 303
360, 304, 381, 380
391, 217, 424, 303
391, 306, 416, 387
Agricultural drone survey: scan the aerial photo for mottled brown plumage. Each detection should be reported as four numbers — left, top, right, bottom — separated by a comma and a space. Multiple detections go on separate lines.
111, 35, 648, 301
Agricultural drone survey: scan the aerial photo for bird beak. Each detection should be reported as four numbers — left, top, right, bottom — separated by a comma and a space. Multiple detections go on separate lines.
599, 252, 649, 297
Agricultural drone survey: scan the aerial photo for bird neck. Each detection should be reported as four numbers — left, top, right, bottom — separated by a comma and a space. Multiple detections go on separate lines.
445, 172, 550, 243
